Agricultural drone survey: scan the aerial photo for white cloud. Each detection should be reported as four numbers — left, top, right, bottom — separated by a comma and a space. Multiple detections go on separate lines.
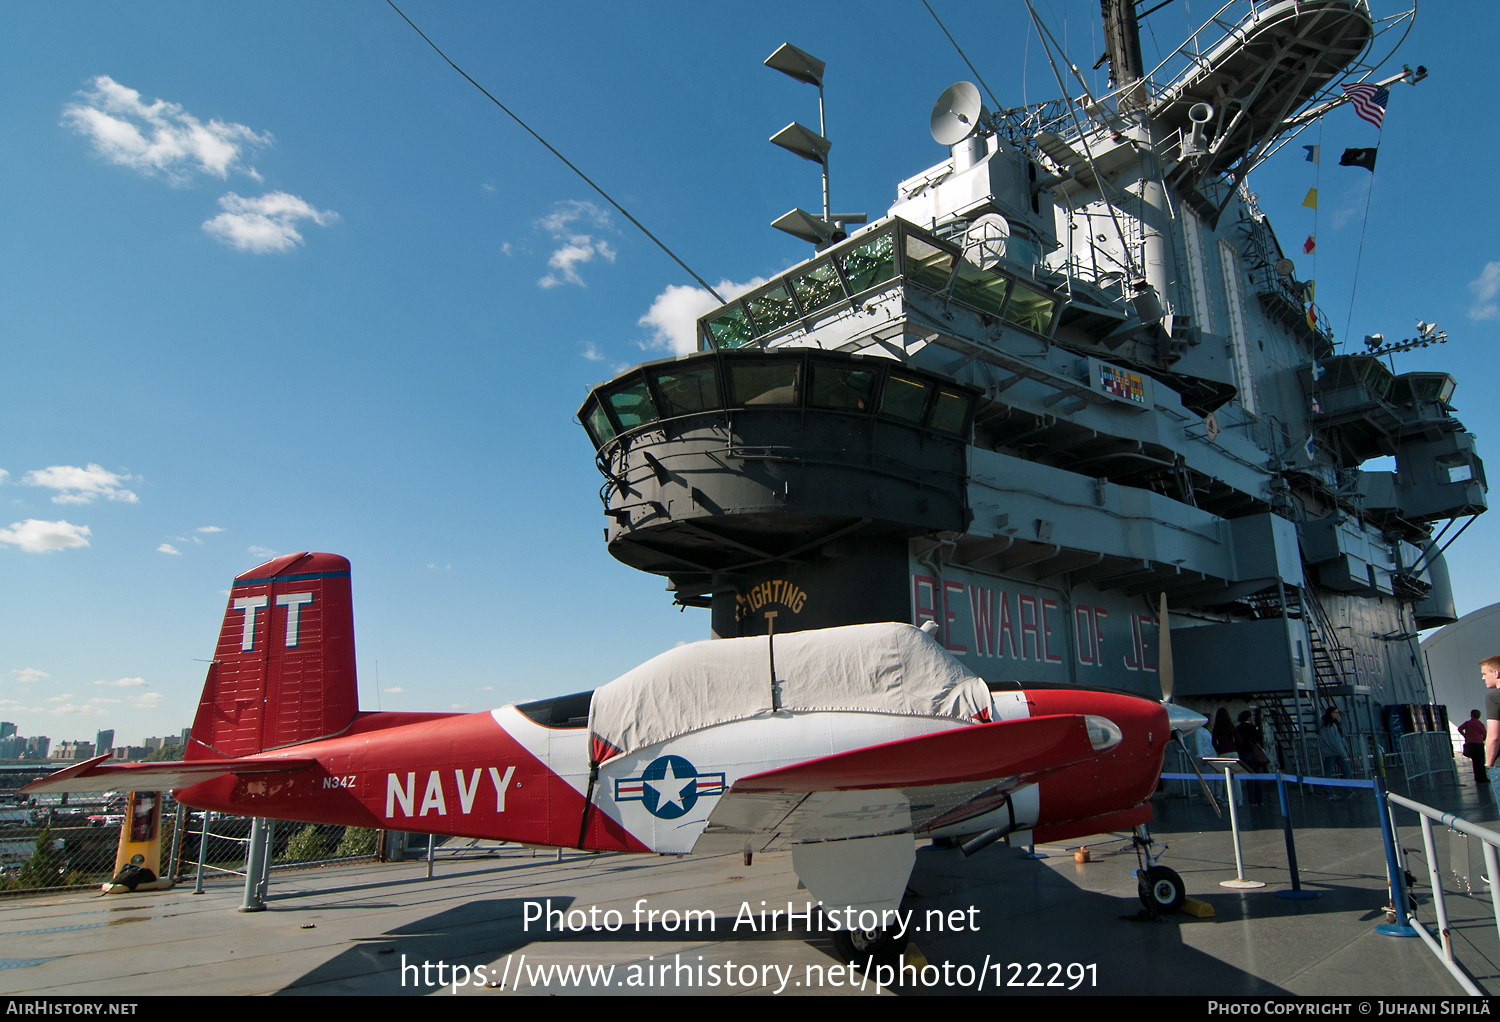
62, 75, 270, 186
0, 469, 8, 485
46, 694, 119, 716
128, 691, 164, 709
94, 677, 147, 688
203, 191, 337, 254
247, 545, 277, 556
580, 341, 607, 362
383, 686, 405, 694
1468, 262, 1500, 321
24, 464, 137, 504
638, 277, 769, 355
0, 519, 92, 552
196, 525, 224, 533
11, 668, 49, 684
1329, 179, 1371, 231
536, 200, 616, 288
0, 699, 43, 713
158, 543, 181, 555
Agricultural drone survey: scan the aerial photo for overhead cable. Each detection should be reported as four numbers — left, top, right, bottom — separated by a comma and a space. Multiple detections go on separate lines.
386, 1, 725, 303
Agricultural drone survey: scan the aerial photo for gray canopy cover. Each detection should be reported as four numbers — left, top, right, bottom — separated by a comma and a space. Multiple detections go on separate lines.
588, 622, 992, 761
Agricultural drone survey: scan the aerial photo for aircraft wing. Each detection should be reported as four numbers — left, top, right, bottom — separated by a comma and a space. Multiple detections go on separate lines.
694, 713, 1100, 852
19, 753, 316, 795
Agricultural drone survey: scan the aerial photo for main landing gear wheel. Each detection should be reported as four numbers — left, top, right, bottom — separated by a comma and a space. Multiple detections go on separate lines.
832, 926, 909, 970
1139, 865, 1185, 914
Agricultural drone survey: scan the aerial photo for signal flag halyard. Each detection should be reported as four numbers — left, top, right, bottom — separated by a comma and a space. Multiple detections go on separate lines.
1341, 83, 1389, 128
1304, 235, 1316, 254
1303, 145, 1320, 164
1302, 188, 1318, 209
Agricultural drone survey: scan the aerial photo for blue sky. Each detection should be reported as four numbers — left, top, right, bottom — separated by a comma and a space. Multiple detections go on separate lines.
3, 1, 1495, 745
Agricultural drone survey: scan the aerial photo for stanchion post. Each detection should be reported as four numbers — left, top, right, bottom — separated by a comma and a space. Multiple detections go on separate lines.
167, 802, 186, 884
239, 817, 267, 912
1213, 759, 1264, 890
1374, 775, 1419, 937
193, 811, 211, 895
1418, 815, 1454, 962
426, 833, 436, 880
1275, 771, 1319, 900
260, 819, 274, 894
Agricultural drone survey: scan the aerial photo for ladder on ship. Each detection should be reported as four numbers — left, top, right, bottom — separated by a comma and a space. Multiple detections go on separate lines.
1253, 581, 1372, 779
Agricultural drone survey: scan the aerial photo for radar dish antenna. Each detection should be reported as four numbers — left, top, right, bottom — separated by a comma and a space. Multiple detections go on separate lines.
930, 81, 989, 146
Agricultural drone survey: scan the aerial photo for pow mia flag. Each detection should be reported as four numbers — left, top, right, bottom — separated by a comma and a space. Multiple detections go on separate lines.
1340, 146, 1378, 172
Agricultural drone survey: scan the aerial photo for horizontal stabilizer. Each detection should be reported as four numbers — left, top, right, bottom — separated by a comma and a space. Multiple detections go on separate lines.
19, 752, 315, 795
732, 713, 1097, 794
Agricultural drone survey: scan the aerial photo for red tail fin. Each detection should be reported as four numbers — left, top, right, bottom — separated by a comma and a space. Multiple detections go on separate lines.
190, 552, 359, 757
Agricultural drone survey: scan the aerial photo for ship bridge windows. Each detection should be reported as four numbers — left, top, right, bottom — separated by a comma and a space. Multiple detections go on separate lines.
809, 363, 876, 411
879, 373, 933, 424
730, 360, 801, 406
706, 303, 756, 349
839, 230, 897, 292
582, 400, 617, 448
929, 389, 973, 435
745, 284, 800, 336
1389, 372, 1456, 407
697, 220, 1063, 351
902, 234, 956, 291
578, 349, 978, 452
652, 362, 721, 417
788, 259, 844, 315
603, 378, 659, 430
950, 262, 1011, 317
1003, 280, 1058, 334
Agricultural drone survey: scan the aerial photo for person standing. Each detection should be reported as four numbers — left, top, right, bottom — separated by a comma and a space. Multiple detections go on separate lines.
1483, 657, 1500, 802
1319, 706, 1353, 799
1236, 710, 1269, 806
1458, 709, 1488, 785
1212, 708, 1241, 805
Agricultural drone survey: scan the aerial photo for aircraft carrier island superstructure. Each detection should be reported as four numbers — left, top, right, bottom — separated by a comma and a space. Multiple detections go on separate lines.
576, 0, 1485, 767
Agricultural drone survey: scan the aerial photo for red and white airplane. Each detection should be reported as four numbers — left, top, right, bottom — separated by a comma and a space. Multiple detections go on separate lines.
25, 552, 1206, 964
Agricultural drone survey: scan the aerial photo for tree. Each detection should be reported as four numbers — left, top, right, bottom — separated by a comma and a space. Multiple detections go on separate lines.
334, 827, 378, 858
280, 823, 330, 861
14, 827, 67, 889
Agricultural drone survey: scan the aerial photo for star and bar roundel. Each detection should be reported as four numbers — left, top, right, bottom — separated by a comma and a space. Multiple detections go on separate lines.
614, 755, 726, 819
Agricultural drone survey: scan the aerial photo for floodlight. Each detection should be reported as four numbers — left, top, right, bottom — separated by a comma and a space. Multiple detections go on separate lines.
770, 122, 831, 164
765, 43, 825, 87
771, 208, 836, 245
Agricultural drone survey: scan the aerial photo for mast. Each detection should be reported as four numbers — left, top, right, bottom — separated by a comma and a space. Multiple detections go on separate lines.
1101, 0, 1177, 329
1099, 0, 1145, 108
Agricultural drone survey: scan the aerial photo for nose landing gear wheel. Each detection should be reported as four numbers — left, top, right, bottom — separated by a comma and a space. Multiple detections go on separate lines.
1139, 865, 1185, 914
831, 926, 909, 970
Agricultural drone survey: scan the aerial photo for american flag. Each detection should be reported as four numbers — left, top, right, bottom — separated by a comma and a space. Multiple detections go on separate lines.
1341, 83, 1389, 128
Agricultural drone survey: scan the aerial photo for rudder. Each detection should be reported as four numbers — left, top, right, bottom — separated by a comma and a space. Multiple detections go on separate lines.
190, 552, 359, 757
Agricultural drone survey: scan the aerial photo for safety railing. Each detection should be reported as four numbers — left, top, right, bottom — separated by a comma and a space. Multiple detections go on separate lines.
1385, 792, 1497, 996
1, 797, 180, 895
1397, 732, 1460, 792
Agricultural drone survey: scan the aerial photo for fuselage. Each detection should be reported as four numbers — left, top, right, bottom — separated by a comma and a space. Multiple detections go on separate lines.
177, 684, 1169, 854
